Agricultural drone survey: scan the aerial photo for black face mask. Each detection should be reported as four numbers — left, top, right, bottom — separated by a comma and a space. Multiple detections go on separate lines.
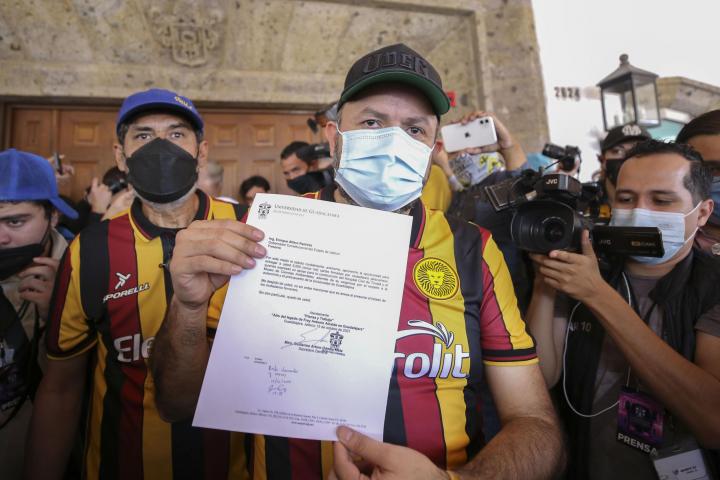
0, 227, 50, 281
126, 138, 198, 204
604, 159, 623, 186
287, 169, 333, 195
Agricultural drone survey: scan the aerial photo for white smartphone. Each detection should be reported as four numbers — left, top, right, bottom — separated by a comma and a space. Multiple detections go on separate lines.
441, 117, 498, 153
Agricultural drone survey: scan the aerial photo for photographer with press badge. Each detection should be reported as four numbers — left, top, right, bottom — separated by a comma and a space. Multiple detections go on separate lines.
526, 140, 720, 479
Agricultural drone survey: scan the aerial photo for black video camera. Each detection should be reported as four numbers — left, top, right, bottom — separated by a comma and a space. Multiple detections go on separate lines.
297, 143, 331, 163
542, 143, 581, 172
107, 177, 128, 195
484, 170, 664, 256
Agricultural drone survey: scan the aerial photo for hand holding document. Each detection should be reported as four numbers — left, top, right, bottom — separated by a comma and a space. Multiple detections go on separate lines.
193, 193, 412, 441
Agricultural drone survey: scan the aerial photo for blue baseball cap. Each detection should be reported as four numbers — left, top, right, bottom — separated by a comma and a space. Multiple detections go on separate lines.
0, 149, 78, 219
116, 88, 204, 136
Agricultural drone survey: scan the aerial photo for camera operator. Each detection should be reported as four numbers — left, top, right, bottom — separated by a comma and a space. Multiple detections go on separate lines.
527, 139, 720, 479
86, 167, 134, 220
676, 110, 720, 257
596, 124, 651, 215
293, 142, 335, 193
60, 167, 134, 236
444, 111, 533, 311
280, 141, 334, 195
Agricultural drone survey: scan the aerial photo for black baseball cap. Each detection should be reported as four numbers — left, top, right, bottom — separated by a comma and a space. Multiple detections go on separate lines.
601, 123, 651, 152
338, 43, 450, 116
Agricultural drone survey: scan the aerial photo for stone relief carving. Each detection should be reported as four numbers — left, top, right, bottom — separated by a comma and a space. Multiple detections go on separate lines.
149, 1, 224, 67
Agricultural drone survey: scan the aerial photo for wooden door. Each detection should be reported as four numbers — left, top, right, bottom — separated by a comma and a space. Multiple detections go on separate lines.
203, 111, 318, 198
5, 105, 320, 202
57, 110, 118, 200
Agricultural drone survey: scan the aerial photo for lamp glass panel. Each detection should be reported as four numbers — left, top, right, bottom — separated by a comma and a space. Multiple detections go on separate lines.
634, 81, 660, 126
602, 88, 636, 129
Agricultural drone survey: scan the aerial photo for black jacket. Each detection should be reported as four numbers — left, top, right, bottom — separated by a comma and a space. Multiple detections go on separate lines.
560, 249, 720, 478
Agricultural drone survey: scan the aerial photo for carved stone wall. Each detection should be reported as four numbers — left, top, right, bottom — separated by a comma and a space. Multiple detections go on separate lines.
658, 77, 720, 117
0, 0, 548, 151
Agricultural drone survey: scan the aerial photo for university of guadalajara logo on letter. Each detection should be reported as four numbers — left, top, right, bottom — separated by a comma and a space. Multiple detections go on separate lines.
257, 202, 271, 219
412, 257, 459, 300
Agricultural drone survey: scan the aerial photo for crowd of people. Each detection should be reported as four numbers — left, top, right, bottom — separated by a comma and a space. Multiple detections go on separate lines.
0, 42, 718, 480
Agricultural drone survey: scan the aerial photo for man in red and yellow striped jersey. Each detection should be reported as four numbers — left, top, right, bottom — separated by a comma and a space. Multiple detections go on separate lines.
152, 44, 564, 479
25, 89, 249, 480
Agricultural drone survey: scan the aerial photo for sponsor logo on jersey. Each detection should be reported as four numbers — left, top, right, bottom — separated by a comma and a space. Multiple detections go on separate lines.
395, 320, 469, 379
102, 282, 150, 303
114, 334, 154, 363
413, 257, 459, 300
114, 272, 131, 290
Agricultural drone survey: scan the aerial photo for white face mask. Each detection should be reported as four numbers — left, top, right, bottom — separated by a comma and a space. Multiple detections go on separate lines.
334, 126, 432, 212
610, 203, 701, 265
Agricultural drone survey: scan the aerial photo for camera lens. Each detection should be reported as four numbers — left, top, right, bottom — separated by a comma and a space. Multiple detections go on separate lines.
543, 218, 566, 244
511, 201, 578, 253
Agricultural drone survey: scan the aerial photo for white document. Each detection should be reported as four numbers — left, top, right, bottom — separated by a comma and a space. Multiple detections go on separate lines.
193, 193, 412, 441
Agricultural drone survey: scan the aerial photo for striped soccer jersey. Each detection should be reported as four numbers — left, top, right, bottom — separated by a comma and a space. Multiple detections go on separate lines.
47, 191, 249, 480
233, 186, 538, 479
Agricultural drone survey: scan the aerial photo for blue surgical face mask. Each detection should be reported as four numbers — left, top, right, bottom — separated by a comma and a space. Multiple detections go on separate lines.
610, 203, 701, 265
709, 179, 720, 226
334, 126, 432, 211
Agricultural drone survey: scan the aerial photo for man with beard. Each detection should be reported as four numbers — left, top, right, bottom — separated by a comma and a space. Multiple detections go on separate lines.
0, 149, 76, 479
528, 140, 720, 479
151, 44, 563, 479
25, 89, 247, 479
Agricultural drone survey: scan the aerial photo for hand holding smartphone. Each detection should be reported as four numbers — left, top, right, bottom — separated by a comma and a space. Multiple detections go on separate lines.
441, 117, 498, 153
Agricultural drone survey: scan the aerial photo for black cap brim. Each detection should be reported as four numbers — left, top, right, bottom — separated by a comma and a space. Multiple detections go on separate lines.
339, 71, 450, 116
602, 135, 651, 152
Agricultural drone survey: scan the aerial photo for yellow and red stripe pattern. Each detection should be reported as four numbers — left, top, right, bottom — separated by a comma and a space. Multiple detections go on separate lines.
238, 187, 536, 478
47, 191, 249, 480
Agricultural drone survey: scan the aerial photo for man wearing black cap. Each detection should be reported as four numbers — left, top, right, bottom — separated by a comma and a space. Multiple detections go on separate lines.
0, 149, 76, 479
26, 89, 247, 479
152, 44, 563, 479
597, 123, 652, 215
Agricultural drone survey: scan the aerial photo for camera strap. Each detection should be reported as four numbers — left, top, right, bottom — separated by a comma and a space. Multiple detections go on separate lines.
562, 272, 634, 419
611, 272, 670, 454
